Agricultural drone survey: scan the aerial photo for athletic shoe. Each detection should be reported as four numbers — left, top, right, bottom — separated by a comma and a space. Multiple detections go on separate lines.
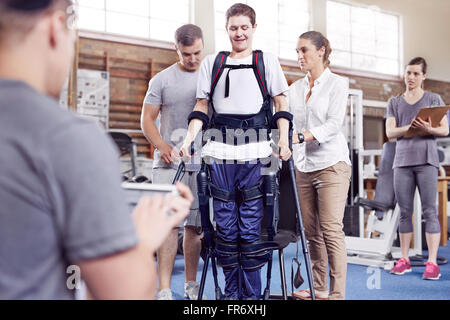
390, 258, 412, 275
184, 281, 206, 300
156, 288, 173, 300
422, 262, 441, 280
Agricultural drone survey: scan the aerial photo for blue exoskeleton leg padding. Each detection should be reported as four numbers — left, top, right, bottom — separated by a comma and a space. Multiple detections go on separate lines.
196, 159, 280, 300
208, 161, 269, 299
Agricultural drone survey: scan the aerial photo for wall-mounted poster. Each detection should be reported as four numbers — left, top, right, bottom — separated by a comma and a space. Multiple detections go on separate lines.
76, 69, 109, 130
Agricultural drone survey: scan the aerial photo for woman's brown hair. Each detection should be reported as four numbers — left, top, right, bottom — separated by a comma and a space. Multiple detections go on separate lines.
299, 31, 332, 68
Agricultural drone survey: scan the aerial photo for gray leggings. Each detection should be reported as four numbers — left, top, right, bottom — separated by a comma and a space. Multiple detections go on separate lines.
393, 165, 441, 234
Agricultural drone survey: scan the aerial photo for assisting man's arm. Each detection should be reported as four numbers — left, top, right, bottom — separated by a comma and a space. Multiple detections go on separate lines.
141, 103, 178, 164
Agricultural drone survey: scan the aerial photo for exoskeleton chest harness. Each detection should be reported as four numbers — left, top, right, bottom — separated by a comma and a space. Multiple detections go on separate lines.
186, 51, 295, 300
188, 50, 293, 144
209, 50, 272, 145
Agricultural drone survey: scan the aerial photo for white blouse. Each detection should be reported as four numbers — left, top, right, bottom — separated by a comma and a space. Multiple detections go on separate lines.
288, 68, 351, 172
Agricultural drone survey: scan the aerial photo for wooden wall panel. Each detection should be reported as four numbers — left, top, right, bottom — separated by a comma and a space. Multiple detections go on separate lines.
78, 37, 177, 158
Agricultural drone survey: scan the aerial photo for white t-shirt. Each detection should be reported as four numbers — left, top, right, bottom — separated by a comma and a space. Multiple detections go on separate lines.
197, 51, 289, 160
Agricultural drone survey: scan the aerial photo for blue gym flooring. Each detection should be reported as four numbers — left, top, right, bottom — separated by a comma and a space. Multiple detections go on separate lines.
170, 240, 450, 300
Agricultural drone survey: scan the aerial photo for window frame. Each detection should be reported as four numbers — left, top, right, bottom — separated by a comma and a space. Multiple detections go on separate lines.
74, 0, 404, 81
75, 0, 192, 44
326, 0, 403, 79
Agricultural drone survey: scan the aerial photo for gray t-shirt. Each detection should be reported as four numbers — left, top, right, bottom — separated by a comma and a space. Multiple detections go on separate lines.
386, 91, 445, 168
0, 79, 138, 299
144, 63, 200, 170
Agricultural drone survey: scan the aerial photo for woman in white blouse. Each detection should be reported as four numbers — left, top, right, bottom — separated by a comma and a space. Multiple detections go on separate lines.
289, 31, 351, 300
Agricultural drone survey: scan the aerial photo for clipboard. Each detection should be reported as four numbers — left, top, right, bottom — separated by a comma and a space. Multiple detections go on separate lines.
404, 105, 450, 138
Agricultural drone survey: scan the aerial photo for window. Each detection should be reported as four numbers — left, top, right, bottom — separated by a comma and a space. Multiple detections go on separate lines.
327, 1, 400, 75
214, 0, 310, 60
76, 0, 190, 42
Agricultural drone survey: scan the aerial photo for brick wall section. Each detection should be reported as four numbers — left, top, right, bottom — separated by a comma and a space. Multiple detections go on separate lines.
282, 66, 450, 119
78, 37, 450, 158
425, 79, 450, 105
78, 37, 179, 158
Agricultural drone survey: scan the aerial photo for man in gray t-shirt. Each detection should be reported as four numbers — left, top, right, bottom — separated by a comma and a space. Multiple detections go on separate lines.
143, 61, 200, 171
141, 24, 205, 300
0, 0, 192, 299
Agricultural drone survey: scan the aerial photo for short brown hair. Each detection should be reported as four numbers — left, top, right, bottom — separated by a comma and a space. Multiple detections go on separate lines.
0, 0, 72, 43
299, 31, 332, 68
175, 24, 203, 47
225, 3, 256, 27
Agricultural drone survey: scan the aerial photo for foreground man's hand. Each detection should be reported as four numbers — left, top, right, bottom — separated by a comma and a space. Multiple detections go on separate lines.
132, 182, 193, 252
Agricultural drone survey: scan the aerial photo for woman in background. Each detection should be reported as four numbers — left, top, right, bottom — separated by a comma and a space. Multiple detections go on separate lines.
386, 57, 448, 280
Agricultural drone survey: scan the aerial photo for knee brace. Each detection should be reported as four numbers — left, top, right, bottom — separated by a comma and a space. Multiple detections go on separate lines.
216, 239, 239, 270
240, 240, 278, 271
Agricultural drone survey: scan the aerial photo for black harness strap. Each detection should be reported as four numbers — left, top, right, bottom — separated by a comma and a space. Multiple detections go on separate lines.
210, 50, 270, 115
252, 50, 269, 99
210, 51, 230, 113
209, 182, 264, 203
208, 50, 275, 143
213, 111, 268, 129
223, 64, 253, 98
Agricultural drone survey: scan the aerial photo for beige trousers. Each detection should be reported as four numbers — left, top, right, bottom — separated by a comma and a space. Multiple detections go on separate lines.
295, 161, 351, 300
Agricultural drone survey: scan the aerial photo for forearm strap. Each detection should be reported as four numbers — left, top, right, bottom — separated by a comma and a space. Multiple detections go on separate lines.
188, 111, 209, 131
271, 111, 293, 129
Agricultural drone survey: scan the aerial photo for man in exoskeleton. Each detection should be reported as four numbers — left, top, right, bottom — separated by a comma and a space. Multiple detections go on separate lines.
180, 3, 292, 300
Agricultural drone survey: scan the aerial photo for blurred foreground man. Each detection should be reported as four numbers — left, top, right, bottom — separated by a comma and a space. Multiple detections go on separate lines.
0, 0, 192, 299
